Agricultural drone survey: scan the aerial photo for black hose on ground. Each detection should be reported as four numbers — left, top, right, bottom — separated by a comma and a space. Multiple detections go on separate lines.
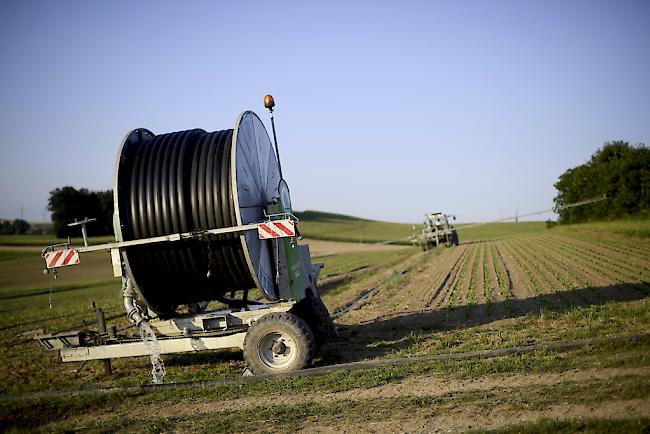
3, 332, 647, 402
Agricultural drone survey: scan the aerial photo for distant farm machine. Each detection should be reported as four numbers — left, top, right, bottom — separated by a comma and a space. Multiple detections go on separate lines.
413, 195, 608, 251
37, 96, 336, 381
417, 212, 459, 250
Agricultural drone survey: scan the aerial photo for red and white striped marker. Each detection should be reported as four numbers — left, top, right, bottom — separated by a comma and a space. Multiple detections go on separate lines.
43, 249, 80, 269
257, 219, 296, 240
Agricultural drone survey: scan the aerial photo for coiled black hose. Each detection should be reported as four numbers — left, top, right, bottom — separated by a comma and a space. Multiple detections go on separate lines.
116, 128, 256, 314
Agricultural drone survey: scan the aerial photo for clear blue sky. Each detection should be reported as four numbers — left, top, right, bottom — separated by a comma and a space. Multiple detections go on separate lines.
1, 0, 648, 223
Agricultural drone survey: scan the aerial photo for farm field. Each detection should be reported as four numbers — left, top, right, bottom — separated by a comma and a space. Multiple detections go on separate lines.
295, 210, 416, 244
0, 219, 649, 432
297, 210, 548, 244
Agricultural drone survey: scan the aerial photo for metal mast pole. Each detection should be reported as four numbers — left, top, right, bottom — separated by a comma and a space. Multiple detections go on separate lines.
264, 94, 283, 180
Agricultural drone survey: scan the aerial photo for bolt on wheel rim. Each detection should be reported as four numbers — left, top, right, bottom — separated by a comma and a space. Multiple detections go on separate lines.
258, 332, 297, 369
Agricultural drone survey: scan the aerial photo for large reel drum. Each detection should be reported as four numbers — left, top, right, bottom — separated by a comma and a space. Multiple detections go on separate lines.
113, 112, 281, 315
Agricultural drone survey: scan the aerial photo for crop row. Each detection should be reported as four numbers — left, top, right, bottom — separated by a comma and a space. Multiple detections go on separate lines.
546, 235, 650, 282
496, 241, 542, 298
515, 236, 606, 307
564, 232, 650, 259
534, 236, 649, 297
503, 238, 580, 308
406, 230, 648, 320
481, 242, 493, 316
490, 243, 515, 315
422, 247, 469, 308
537, 236, 638, 284
459, 242, 483, 319
446, 244, 478, 310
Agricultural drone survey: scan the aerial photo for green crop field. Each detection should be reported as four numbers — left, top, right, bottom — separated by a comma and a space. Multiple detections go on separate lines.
296, 210, 550, 244
456, 221, 547, 241
0, 234, 114, 247
295, 211, 416, 244
552, 214, 650, 238
0, 214, 649, 432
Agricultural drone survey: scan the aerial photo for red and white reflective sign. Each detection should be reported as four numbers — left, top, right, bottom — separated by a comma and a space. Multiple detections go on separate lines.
257, 219, 296, 240
44, 249, 80, 269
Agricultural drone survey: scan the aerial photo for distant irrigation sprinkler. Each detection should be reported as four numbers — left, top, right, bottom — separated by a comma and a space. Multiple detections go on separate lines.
457, 195, 608, 231
410, 195, 607, 249
36, 96, 336, 381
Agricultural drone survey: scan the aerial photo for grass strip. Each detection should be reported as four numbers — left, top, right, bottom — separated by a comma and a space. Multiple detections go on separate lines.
3, 332, 647, 403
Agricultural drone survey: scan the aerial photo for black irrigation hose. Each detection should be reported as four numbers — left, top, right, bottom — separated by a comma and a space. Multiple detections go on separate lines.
2, 332, 648, 402
117, 129, 255, 314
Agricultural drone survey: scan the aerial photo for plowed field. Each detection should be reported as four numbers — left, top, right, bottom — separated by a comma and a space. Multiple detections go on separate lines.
2, 225, 650, 433
326, 233, 649, 327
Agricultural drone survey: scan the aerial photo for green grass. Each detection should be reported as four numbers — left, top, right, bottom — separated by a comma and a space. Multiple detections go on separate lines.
0, 246, 413, 395
4, 338, 649, 433
0, 234, 114, 247
381, 299, 650, 359
295, 210, 416, 244
0, 251, 35, 262
2, 293, 649, 432
317, 248, 412, 279
296, 210, 550, 244
468, 418, 650, 434
552, 215, 650, 238
456, 221, 548, 242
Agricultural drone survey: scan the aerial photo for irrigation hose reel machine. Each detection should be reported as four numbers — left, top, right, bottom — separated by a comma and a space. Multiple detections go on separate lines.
38, 96, 336, 377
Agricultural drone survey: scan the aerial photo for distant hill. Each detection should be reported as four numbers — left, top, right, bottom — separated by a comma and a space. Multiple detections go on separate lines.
294, 210, 368, 222
294, 210, 549, 244
294, 210, 415, 244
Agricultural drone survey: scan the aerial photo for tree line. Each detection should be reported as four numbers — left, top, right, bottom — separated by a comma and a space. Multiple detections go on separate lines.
554, 141, 649, 224
48, 187, 113, 238
0, 219, 31, 235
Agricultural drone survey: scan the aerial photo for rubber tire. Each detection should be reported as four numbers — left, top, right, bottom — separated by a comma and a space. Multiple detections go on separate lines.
290, 292, 337, 350
243, 312, 315, 375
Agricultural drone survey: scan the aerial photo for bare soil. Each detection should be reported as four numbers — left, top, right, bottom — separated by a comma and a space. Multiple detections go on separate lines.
64, 366, 650, 433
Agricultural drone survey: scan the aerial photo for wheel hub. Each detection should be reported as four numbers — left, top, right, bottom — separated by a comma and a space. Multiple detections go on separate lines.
272, 340, 287, 355
258, 332, 297, 369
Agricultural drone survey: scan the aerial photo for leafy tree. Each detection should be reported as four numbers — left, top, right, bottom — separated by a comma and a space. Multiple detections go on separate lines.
554, 141, 650, 223
48, 186, 114, 237
96, 190, 114, 235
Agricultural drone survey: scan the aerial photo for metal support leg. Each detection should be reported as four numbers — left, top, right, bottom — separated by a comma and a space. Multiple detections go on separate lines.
95, 307, 112, 376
